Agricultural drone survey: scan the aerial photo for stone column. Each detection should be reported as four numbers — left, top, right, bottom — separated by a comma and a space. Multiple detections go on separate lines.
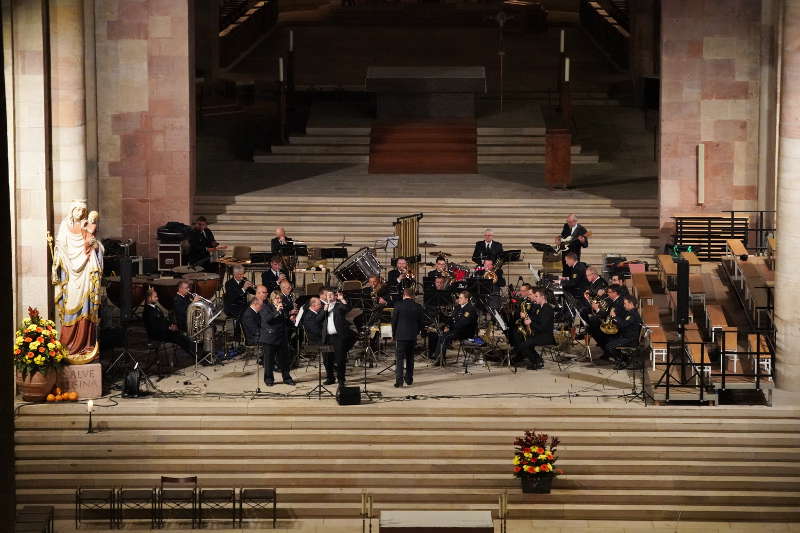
49, 0, 87, 221
775, 0, 800, 391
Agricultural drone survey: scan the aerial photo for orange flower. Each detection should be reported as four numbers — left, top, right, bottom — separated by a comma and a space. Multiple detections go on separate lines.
536, 447, 544, 454
26, 352, 34, 358
36, 327, 42, 333
513, 466, 521, 473
36, 336, 44, 343
38, 346, 45, 352
24, 337, 32, 343
523, 447, 531, 454
49, 350, 55, 356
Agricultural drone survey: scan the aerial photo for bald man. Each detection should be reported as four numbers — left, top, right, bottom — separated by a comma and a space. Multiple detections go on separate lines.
557, 214, 589, 276
270, 227, 294, 255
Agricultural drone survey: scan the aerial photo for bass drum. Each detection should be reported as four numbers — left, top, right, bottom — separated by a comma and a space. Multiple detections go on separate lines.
183, 272, 220, 299
334, 247, 381, 283
150, 278, 182, 310
105, 275, 149, 310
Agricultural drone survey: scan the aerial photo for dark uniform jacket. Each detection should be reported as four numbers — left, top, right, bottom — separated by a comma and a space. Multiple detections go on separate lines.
560, 223, 589, 254
617, 308, 642, 342
599, 295, 627, 321
471, 240, 504, 265
450, 302, 479, 339
562, 261, 589, 297
224, 278, 254, 318
258, 303, 290, 346
143, 304, 172, 341
241, 306, 261, 345
322, 302, 354, 343
587, 276, 608, 297
187, 228, 216, 265
300, 307, 326, 345
271, 236, 294, 255
173, 293, 192, 333
261, 268, 289, 293
392, 298, 425, 342
530, 303, 556, 345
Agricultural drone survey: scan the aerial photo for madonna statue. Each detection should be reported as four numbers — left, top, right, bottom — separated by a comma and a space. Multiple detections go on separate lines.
51, 201, 104, 364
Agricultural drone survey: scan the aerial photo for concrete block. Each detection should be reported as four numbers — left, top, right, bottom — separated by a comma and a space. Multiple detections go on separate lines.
59, 362, 102, 399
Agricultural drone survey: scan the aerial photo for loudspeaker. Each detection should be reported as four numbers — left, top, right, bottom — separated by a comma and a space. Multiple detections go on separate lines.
676, 258, 689, 327
336, 385, 361, 406
119, 256, 133, 323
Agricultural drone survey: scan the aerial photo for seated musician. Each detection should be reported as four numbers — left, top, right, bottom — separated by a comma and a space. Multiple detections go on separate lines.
186, 216, 219, 271
472, 228, 504, 265
578, 266, 608, 319
609, 273, 630, 297
261, 257, 289, 293
299, 296, 326, 345
510, 283, 534, 361
604, 296, 643, 369
387, 257, 414, 303
480, 258, 505, 309
587, 284, 626, 355
560, 252, 588, 299
173, 280, 200, 333
556, 214, 588, 276
366, 275, 390, 307
427, 257, 449, 279
432, 290, 478, 366
518, 288, 555, 370
143, 288, 194, 355
423, 276, 451, 358
240, 294, 263, 346
224, 265, 255, 320
270, 227, 293, 255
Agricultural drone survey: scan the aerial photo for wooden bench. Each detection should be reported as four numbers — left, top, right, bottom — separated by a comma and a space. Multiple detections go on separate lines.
724, 239, 748, 281
656, 254, 677, 291
704, 303, 728, 342
631, 272, 654, 306
740, 260, 772, 326
641, 304, 661, 329
747, 333, 773, 381
681, 251, 702, 274
721, 326, 739, 373
684, 325, 712, 382
649, 326, 668, 371
667, 290, 693, 324
689, 274, 706, 306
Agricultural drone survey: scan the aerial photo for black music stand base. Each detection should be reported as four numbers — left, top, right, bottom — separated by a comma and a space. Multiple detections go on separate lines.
306, 347, 334, 399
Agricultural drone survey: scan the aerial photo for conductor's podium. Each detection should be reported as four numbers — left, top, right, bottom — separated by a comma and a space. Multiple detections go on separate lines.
379, 510, 493, 533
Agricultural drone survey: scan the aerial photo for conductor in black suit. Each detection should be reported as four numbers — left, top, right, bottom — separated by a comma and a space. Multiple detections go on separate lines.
557, 214, 589, 275
258, 288, 296, 386
261, 257, 289, 293
186, 216, 218, 271
391, 288, 424, 387
471, 229, 504, 265
142, 288, 193, 355
519, 288, 556, 370
240, 296, 263, 346
433, 290, 479, 365
321, 288, 355, 385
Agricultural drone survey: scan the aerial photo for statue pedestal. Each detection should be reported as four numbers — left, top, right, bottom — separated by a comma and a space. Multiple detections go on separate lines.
59, 362, 102, 399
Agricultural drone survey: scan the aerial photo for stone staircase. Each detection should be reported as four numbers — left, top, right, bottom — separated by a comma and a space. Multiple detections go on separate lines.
14, 404, 800, 523
254, 126, 599, 165
195, 195, 660, 275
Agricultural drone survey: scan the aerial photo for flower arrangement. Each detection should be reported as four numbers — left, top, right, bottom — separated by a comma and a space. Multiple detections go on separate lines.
513, 429, 562, 478
13, 307, 67, 379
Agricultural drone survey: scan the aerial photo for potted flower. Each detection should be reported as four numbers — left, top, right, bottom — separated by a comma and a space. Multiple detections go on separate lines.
513, 429, 562, 494
14, 307, 67, 401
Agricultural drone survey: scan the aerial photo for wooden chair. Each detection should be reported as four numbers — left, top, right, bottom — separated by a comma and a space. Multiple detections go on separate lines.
748, 334, 773, 381
158, 475, 198, 528
649, 327, 668, 371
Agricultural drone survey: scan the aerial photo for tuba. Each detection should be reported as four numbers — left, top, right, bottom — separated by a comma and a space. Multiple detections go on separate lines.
599, 313, 619, 335
187, 294, 223, 352
483, 258, 505, 282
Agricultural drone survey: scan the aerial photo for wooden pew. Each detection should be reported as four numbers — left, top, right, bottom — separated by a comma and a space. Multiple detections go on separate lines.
684, 323, 711, 382
740, 259, 772, 327
724, 239, 748, 281
649, 326, 668, 371
681, 251, 702, 274
721, 326, 739, 374
656, 254, 677, 291
747, 333, 773, 381
641, 304, 661, 329
704, 303, 727, 342
689, 274, 706, 307
631, 272, 654, 306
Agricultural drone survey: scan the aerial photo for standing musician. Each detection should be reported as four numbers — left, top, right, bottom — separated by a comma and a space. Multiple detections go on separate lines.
472, 229, 504, 265
258, 289, 296, 386
143, 288, 194, 355
173, 280, 200, 333
261, 257, 289, 293
270, 227, 293, 255
518, 288, 555, 370
603, 296, 643, 369
299, 296, 326, 345
186, 216, 219, 271
561, 252, 588, 299
321, 288, 354, 385
241, 293, 263, 346
432, 290, 478, 366
224, 265, 255, 320
391, 288, 425, 388
556, 214, 589, 275
279, 279, 299, 322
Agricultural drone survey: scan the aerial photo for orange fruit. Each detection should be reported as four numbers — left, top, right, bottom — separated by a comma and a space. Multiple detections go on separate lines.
68, 392, 78, 401
55, 387, 62, 395
46, 394, 55, 402
54, 394, 62, 402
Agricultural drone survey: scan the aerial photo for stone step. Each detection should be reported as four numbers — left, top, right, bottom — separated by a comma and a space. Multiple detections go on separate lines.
477, 127, 546, 135
477, 136, 546, 145
289, 135, 371, 145
476, 145, 582, 155
478, 154, 600, 164
253, 154, 370, 163
370, 142, 477, 153
272, 145, 371, 154
305, 127, 371, 135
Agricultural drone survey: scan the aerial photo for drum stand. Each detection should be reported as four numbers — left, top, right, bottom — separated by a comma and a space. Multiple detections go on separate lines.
106, 322, 160, 394
306, 344, 335, 399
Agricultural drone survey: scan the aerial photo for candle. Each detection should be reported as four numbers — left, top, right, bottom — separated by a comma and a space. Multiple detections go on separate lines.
279, 57, 284, 82
564, 57, 570, 83
560, 29, 565, 53
289, 30, 294, 52
87, 399, 94, 413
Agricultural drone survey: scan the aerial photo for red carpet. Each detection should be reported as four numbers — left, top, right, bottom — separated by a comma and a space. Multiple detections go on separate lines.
369, 121, 477, 174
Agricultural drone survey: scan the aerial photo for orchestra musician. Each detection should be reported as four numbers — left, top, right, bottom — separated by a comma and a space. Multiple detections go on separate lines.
478, 257, 505, 309
556, 214, 589, 275
321, 288, 354, 385
427, 257, 449, 279
518, 288, 555, 370
224, 265, 255, 320
270, 227, 293, 255
423, 275, 451, 358
472, 229, 504, 265
510, 283, 535, 362
603, 295, 643, 369
261, 257, 289, 293
587, 284, 626, 355
186, 216, 219, 271
561, 252, 589, 299
259, 289, 296, 386
366, 275, 390, 307
173, 280, 200, 333
578, 266, 608, 319
240, 293, 263, 346
391, 288, 425, 387
432, 290, 478, 366
299, 296, 326, 345
142, 288, 194, 355
609, 273, 630, 297
388, 257, 415, 302
279, 279, 299, 322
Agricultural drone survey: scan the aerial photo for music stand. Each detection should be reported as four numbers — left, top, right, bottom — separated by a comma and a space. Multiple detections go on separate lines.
502, 249, 522, 262
306, 342, 335, 399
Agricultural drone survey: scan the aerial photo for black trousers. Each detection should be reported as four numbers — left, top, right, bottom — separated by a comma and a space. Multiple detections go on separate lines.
395, 340, 416, 385
605, 336, 637, 360
519, 334, 553, 366
262, 342, 291, 383
162, 331, 194, 356
433, 332, 466, 363
325, 334, 351, 383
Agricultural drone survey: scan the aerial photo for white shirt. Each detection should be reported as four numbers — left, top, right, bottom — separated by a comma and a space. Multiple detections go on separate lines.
485, 241, 492, 249
569, 224, 578, 236
326, 302, 337, 335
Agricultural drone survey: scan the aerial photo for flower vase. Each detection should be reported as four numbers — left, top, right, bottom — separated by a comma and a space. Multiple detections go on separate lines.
19, 370, 57, 402
521, 474, 554, 494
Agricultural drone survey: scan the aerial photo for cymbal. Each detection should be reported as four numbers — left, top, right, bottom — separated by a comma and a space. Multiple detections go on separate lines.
334, 242, 352, 247
419, 241, 439, 248
431, 251, 451, 257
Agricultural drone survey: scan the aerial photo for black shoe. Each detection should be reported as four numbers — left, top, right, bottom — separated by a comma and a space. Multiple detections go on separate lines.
283, 377, 296, 386
324, 377, 336, 385
265, 380, 275, 387
405, 379, 413, 386
394, 382, 403, 388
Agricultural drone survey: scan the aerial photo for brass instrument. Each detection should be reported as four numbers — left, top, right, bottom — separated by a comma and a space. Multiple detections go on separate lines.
589, 295, 609, 314
516, 300, 533, 339
483, 258, 505, 282
599, 313, 619, 335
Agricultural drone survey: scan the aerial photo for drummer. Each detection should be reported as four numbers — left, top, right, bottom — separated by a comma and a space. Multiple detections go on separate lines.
186, 216, 219, 272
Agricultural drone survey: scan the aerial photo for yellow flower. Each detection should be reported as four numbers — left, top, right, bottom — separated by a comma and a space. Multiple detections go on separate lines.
33, 355, 45, 366
538, 454, 548, 461
55, 354, 64, 363
524, 452, 532, 459
29, 341, 39, 350
513, 456, 520, 465
47, 342, 55, 350
533, 466, 540, 473
15, 336, 23, 345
